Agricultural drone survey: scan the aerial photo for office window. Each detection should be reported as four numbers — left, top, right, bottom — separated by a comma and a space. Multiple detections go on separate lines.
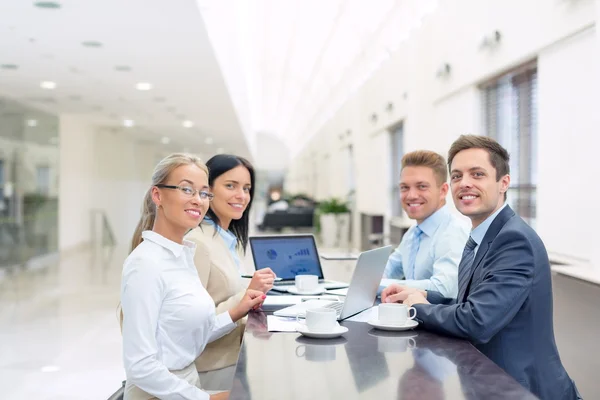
36, 166, 50, 195
390, 123, 404, 217
482, 62, 538, 226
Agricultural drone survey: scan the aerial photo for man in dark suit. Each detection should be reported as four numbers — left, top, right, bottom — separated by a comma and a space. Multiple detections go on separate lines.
382, 135, 579, 400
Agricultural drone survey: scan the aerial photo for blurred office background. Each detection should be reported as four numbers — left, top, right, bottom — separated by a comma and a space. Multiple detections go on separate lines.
0, 0, 599, 399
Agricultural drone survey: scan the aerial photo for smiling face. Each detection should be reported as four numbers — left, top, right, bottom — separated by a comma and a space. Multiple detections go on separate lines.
152, 164, 210, 238
400, 166, 448, 224
450, 148, 510, 228
209, 165, 252, 230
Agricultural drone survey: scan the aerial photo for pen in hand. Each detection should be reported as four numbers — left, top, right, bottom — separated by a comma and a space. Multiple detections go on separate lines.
241, 274, 282, 281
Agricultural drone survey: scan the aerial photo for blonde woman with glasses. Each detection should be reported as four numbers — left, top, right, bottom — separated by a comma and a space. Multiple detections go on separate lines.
120, 153, 265, 400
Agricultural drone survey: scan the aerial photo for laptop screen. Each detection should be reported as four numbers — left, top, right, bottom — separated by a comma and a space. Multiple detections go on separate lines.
250, 235, 324, 280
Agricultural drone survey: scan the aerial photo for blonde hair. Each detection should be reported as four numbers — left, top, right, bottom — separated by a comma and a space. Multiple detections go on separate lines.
401, 150, 448, 186
120, 153, 207, 330
130, 153, 208, 252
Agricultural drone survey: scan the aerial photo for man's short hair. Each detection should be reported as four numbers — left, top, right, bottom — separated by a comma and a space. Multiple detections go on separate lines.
401, 150, 448, 186
447, 135, 510, 180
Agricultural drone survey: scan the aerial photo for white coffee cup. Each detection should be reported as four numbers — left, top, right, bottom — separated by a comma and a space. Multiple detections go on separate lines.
296, 344, 337, 362
377, 336, 416, 353
295, 274, 319, 293
378, 303, 417, 326
298, 307, 337, 332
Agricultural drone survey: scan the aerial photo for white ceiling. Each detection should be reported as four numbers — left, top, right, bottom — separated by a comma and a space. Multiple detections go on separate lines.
0, 0, 251, 158
199, 0, 438, 152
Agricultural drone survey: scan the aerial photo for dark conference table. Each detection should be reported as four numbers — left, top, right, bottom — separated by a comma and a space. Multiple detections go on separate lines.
229, 311, 537, 400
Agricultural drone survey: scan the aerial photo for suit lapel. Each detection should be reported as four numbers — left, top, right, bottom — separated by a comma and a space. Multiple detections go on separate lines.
462, 206, 516, 298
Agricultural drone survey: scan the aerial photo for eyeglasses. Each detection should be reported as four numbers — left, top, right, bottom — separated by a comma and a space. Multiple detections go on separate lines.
155, 184, 214, 201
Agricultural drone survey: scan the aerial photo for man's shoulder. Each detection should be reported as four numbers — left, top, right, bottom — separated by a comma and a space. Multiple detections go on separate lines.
491, 214, 547, 256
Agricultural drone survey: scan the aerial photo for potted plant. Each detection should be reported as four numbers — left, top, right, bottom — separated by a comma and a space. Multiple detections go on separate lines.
316, 198, 350, 248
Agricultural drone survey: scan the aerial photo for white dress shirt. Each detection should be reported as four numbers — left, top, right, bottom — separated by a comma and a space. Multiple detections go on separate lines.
383, 205, 469, 298
121, 231, 236, 400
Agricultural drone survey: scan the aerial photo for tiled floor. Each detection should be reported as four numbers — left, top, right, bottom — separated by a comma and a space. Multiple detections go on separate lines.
0, 245, 598, 399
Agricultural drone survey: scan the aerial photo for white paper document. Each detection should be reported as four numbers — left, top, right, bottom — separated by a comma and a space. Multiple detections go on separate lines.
267, 315, 300, 332
345, 306, 378, 322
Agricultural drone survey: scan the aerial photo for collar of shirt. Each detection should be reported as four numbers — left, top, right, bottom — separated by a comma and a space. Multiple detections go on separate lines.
470, 202, 508, 246
417, 204, 450, 238
203, 217, 238, 252
141, 230, 196, 258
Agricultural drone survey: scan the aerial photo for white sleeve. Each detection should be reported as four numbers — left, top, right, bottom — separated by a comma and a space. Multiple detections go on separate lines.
208, 311, 237, 343
121, 260, 209, 400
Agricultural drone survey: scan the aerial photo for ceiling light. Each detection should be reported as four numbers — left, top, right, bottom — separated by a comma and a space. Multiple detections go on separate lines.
115, 65, 131, 72
161, 137, 171, 145
40, 81, 57, 89
123, 119, 135, 128
34, 2, 61, 9
0, 64, 18, 70
82, 41, 103, 48
40, 365, 60, 373
182, 120, 194, 128
204, 137, 214, 145
27, 119, 38, 127
135, 82, 153, 91
216, 147, 225, 154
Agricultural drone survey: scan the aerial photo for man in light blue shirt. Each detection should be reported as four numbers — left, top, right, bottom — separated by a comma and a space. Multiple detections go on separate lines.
383, 150, 469, 298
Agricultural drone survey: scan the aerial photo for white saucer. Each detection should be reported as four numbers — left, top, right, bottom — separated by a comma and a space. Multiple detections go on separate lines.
287, 286, 326, 295
367, 319, 418, 331
296, 324, 349, 339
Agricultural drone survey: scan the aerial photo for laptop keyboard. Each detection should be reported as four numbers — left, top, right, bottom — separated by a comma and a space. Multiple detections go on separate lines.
325, 301, 344, 314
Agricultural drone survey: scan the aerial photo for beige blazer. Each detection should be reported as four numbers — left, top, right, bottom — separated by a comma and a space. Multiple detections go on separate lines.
186, 223, 247, 372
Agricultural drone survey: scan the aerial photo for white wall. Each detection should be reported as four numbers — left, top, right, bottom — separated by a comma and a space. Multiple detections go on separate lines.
286, 0, 598, 259
59, 116, 172, 251
537, 29, 599, 260
58, 116, 95, 250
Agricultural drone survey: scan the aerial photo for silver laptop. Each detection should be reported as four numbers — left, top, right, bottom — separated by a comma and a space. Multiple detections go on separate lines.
273, 245, 392, 320
249, 234, 349, 291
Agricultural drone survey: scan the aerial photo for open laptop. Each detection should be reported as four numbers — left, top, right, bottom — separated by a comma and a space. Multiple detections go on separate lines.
273, 245, 392, 320
249, 234, 349, 292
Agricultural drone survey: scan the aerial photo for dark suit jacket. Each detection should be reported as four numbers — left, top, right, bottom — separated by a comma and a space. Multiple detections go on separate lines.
414, 206, 579, 400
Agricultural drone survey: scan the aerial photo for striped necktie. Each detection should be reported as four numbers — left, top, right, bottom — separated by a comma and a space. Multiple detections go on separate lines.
457, 237, 478, 300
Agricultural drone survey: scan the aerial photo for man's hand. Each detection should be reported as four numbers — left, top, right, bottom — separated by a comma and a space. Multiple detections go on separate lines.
229, 289, 266, 322
381, 284, 427, 303
405, 292, 429, 307
248, 268, 276, 293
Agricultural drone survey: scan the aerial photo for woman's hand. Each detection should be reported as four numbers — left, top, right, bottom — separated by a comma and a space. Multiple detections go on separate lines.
248, 268, 276, 293
209, 391, 229, 400
229, 289, 266, 322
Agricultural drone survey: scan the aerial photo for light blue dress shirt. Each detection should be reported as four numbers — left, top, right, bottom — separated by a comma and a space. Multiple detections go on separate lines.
203, 218, 241, 269
470, 202, 508, 257
383, 205, 469, 298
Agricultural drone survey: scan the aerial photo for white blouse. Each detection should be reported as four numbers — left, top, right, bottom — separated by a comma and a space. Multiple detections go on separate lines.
121, 231, 236, 399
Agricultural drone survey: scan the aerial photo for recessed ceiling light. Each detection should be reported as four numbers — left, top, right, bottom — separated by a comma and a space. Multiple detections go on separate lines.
115, 65, 131, 72
34, 2, 61, 9
216, 147, 225, 154
205, 137, 214, 145
27, 119, 38, 127
40, 81, 57, 89
0, 64, 18, 70
123, 119, 134, 128
135, 82, 153, 91
161, 137, 171, 145
82, 41, 102, 48
182, 120, 194, 128
40, 365, 60, 373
